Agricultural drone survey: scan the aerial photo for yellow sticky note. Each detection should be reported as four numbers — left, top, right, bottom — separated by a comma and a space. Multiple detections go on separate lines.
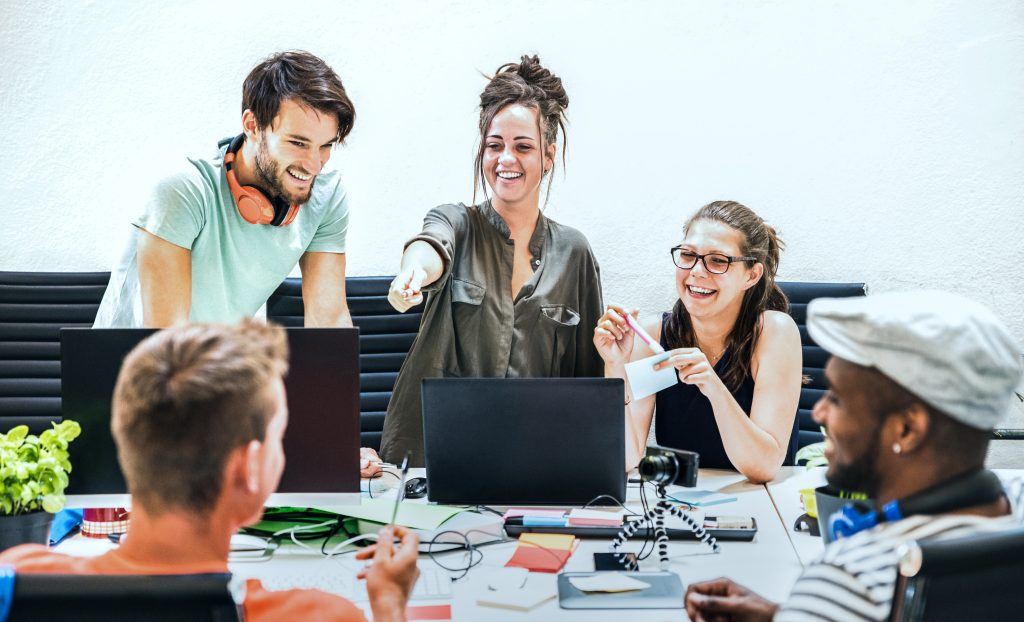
519, 532, 576, 551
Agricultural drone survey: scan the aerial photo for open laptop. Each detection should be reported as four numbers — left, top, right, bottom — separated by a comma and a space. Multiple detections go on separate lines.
60, 327, 361, 507
421, 378, 626, 505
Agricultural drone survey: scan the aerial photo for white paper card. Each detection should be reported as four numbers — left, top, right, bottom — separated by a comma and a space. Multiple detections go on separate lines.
625, 353, 676, 401
477, 587, 557, 610
568, 573, 652, 593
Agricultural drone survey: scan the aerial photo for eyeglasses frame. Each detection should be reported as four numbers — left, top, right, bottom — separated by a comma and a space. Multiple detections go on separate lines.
669, 246, 758, 274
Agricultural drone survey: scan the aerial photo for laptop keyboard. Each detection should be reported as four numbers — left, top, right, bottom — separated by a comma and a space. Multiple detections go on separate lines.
258, 566, 452, 602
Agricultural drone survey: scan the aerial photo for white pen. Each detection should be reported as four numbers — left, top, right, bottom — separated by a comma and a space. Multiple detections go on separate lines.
619, 311, 666, 354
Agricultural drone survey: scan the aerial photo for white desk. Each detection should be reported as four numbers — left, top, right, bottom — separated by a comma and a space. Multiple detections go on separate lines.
57, 468, 805, 621
235, 468, 803, 621
765, 466, 828, 567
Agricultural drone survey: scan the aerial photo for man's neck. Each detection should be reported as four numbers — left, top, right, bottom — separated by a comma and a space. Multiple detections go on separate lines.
117, 504, 236, 567
232, 137, 262, 190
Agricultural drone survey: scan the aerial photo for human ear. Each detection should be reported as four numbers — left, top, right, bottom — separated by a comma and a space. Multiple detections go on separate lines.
243, 440, 263, 493
241, 110, 258, 140
742, 262, 764, 290
544, 143, 556, 173
887, 404, 930, 455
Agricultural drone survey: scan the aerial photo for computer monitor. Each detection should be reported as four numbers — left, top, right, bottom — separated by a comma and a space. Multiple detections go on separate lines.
60, 327, 361, 508
421, 378, 626, 505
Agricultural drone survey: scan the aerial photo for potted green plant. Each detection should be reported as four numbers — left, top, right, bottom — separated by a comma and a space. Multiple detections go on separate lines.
0, 420, 81, 550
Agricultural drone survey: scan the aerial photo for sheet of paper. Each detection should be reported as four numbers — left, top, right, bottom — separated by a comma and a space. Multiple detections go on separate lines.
477, 587, 557, 611
568, 573, 651, 593
625, 352, 676, 400
330, 498, 466, 530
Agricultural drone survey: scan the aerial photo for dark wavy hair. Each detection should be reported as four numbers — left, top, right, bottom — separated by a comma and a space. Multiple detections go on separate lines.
242, 50, 355, 143
663, 201, 789, 390
473, 54, 569, 207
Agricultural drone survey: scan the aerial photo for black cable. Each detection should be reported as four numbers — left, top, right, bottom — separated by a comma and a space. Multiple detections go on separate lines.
365, 470, 401, 499
636, 480, 655, 561
474, 505, 505, 518
426, 529, 493, 580
581, 494, 642, 516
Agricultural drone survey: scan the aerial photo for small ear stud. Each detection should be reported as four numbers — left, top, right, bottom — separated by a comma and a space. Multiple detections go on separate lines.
892, 443, 902, 455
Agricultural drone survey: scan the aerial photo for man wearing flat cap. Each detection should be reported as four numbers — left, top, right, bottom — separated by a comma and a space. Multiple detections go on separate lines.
684, 290, 1024, 622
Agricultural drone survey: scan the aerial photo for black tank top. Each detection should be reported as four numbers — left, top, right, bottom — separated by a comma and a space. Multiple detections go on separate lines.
654, 313, 798, 470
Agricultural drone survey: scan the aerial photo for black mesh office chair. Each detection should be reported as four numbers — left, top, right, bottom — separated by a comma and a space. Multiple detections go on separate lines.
889, 526, 1024, 621
777, 281, 866, 448
4, 572, 243, 621
267, 275, 424, 450
0, 271, 110, 435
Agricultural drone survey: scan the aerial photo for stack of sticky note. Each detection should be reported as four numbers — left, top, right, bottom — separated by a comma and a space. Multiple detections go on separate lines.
505, 533, 577, 573
566, 508, 624, 527
504, 507, 568, 527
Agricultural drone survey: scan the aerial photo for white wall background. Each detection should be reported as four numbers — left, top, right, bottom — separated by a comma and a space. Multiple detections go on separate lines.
2, 0, 1022, 342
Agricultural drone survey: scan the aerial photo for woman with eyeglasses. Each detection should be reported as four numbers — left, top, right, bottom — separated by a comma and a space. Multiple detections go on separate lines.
593, 201, 801, 483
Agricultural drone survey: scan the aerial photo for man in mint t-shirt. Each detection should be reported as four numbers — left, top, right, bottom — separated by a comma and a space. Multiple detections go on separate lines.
95, 50, 355, 329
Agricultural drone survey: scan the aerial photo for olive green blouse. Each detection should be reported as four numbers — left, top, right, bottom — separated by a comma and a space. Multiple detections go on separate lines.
379, 201, 604, 465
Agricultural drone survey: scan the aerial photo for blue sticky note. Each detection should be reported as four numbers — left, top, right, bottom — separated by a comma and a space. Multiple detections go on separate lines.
668, 489, 737, 507
522, 516, 568, 527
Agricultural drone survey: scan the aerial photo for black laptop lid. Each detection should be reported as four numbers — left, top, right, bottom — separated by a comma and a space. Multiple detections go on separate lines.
421, 378, 626, 505
60, 327, 360, 497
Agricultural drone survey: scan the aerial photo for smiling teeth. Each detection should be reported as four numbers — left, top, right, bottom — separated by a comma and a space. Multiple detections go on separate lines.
689, 286, 714, 294
288, 168, 311, 181
497, 171, 523, 179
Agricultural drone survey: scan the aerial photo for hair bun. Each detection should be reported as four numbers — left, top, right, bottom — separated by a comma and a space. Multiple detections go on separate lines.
513, 55, 569, 111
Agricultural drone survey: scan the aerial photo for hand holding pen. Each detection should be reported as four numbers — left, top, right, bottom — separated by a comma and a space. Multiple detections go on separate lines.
593, 304, 664, 366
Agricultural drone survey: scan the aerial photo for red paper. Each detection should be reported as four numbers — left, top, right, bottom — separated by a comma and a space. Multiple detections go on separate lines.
406, 604, 452, 620
505, 545, 573, 573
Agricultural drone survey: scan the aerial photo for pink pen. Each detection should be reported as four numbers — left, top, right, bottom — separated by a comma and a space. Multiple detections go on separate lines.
620, 311, 666, 354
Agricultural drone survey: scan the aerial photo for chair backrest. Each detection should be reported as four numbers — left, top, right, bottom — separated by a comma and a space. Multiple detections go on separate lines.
777, 281, 867, 448
266, 276, 423, 450
5, 572, 242, 622
0, 272, 109, 435
889, 526, 1024, 621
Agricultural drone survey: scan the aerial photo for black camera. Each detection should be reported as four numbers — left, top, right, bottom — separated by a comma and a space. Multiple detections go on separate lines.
638, 445, 699, 488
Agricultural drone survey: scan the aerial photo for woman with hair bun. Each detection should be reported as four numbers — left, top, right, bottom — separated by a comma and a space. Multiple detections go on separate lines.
378, 55, 604, 465
594, 201, 802, 483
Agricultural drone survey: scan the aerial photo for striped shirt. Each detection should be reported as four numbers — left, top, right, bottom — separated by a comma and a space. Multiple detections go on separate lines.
776, 477, 1024, 622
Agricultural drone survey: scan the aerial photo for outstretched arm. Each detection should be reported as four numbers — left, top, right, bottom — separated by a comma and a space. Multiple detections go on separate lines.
388, 241, 444, 312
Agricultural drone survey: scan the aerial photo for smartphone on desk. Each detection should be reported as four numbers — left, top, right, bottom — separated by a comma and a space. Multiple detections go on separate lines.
594, 552, 637, 571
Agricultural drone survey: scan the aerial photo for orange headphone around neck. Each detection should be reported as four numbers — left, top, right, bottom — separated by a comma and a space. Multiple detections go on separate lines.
223, 134, 300, 226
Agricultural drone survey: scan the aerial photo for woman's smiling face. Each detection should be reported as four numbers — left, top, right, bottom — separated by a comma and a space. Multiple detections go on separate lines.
675, 219, 762, 320
483, 103, 554, 211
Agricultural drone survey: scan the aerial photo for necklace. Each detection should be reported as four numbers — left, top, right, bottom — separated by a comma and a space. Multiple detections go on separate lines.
697, 340, 727, 364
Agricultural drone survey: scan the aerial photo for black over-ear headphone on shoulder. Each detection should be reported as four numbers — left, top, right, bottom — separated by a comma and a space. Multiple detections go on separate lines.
220, 134, 300, 226
828, 469, 1005, 540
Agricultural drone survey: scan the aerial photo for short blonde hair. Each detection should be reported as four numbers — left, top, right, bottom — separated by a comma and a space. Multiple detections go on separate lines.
111, 320, 289, 514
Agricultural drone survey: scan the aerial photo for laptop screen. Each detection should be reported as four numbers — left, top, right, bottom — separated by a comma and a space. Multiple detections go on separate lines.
422, 377, 626, 505
60, 327, 361, 507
